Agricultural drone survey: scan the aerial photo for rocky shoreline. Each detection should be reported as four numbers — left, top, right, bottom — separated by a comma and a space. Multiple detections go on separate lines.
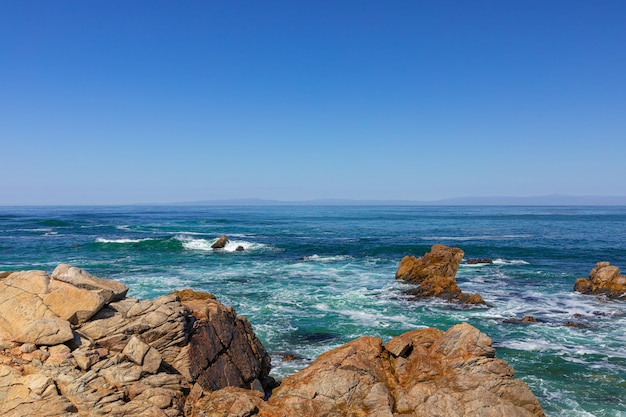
0, 262, 548, 416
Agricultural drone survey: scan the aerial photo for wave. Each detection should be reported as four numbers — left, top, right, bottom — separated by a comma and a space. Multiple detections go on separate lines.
492, 259, 530, 265
299, 254, 352, 262
95, 237, 156, 244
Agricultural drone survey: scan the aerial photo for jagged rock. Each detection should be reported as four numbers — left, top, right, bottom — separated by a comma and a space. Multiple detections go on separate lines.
574, 261, 626, 298
0, 265, 272, 417
211, 235, 229, 249
396, 244, 485, 304
187, 323, 545, 417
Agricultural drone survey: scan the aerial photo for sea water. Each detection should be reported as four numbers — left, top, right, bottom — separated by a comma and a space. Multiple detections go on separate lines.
1, 205, 625, 416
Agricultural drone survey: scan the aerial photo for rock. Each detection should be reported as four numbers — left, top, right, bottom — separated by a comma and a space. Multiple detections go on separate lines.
0, 271, 57, 340
236, 245, 245, 252
211, 235, 229, 249
397, 244, 485, 305
187, 323, 545, 417
522, 316, 537, 323
43, 280, 107, 324
574, 277, 592, 294
171, 288, 216, 301
51, 264, 128, 303
466, 258, 493, 264
13, 318, 74, 346
0, 271, 13, 279
0, 265, 273, 417
574, 262, 626, 298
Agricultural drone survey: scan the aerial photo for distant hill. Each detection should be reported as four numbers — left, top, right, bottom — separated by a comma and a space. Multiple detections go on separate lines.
171, 195, 626, 206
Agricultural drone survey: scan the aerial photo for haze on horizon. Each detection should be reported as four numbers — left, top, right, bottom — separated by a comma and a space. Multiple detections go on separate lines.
1, 1, 625, 206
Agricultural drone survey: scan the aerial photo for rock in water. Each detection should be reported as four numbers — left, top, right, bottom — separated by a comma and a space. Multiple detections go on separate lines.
574, 261, 626, 298
186, 323, 545, 417
211, 235, 229, 249
396, 244, 485, 304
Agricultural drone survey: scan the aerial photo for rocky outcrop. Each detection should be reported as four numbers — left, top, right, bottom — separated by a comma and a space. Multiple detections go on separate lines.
574, 261, 626, 298
0, 266, 272, 417
211, 235, 229, 249
186, 323, 545, 417
396, 244, 485, 304
1, 265, 546, 417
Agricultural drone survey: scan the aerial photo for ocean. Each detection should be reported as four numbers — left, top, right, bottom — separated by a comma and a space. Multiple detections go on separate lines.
1, 205, 625, 416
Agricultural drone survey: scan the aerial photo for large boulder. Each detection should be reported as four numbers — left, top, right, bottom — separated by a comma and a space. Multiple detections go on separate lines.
574, 262, 626, 298
186, 323, 545, 417
396, 244, 485, 304
52, 264, 128, 303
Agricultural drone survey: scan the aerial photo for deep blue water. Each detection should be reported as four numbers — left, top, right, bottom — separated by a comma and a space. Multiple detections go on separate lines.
1, 205, 625, 416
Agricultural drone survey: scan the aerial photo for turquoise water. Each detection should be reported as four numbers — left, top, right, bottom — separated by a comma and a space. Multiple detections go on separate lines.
1, 205, 625, 416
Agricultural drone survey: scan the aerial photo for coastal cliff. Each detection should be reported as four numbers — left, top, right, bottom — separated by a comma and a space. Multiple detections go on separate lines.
1, 265, 544, 416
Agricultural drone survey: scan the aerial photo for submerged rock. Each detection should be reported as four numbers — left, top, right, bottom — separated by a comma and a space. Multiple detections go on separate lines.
396, 244, 486, 305
211, 235, 229, 249
186, 323, 545, 417
466, 258, 494, 264
574, 261, 626, 298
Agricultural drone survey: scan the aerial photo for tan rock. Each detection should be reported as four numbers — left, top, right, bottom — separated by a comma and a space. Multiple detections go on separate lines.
211, 235, 229, 249
187, 323, 544, 417
14, 318, 74, 346
43, 280, 106, 324
574, 262, 626, 298
397, 244, 486, 304
0, 271, 57, 339
51, 264, 128, 303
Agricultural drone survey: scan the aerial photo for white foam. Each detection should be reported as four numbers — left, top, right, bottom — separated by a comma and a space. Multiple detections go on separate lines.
492, 258, 530, 265
176, 235, 269, 252
95, 237, 154, 244
300, 254, 352, 262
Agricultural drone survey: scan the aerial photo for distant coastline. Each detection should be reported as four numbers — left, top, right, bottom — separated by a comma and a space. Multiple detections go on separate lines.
168, 195, 626, 207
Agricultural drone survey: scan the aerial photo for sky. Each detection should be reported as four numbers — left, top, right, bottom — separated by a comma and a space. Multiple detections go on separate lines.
1, 1, 625, 205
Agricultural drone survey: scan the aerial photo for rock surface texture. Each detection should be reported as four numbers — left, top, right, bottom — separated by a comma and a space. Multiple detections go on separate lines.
186, 323, 545, 417
396, 244, 485, 304
574, 261, 626, 298
0, 266, 271, 416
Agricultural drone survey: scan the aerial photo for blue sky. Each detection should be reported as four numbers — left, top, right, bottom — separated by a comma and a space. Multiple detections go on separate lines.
1, 1, 625, 204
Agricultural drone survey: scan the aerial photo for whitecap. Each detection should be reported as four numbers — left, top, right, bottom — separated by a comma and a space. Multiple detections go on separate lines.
492, 259, 530, 265
175, 235, 269, 252
300, 254, 352, 262
95, 237, 155, 244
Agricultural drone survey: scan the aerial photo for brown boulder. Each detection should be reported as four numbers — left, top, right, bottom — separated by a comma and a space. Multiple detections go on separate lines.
574, 262, 626, 298
211, 235, 229, 249
397, 244, 485, 304
186, 323, 545, 417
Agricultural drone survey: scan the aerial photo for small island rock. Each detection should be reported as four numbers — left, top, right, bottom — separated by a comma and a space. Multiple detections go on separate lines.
574, 261, 626, 298
211, 235, 229, 249
396, 244, 485, 305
